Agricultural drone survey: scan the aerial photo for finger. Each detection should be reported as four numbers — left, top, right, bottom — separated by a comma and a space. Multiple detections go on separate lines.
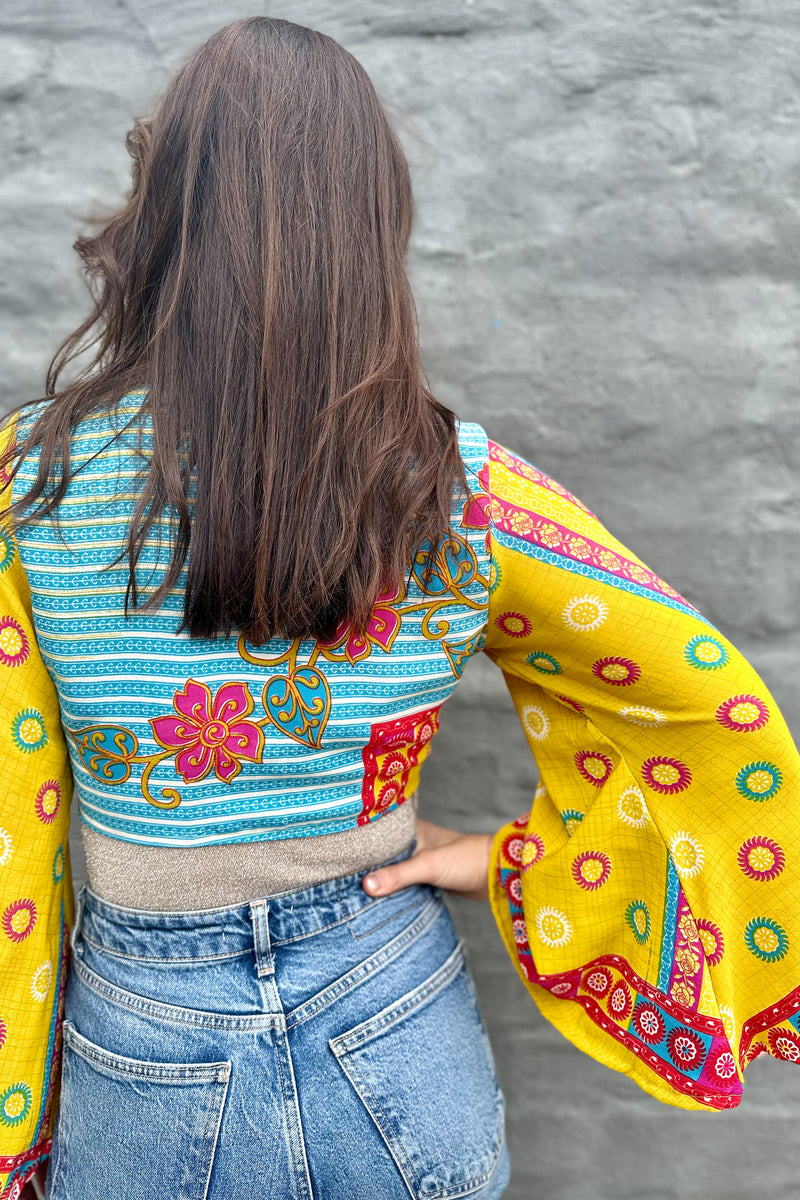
362, 850, 436, 896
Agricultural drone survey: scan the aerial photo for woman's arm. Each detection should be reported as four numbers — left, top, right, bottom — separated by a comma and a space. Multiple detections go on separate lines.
370, 436, 800, 1112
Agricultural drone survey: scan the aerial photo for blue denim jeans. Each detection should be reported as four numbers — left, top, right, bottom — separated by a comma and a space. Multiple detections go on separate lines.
47, 854, 510, 1199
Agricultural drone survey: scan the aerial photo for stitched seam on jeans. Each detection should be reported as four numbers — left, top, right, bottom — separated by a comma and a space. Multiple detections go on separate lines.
331, 1052, 417, 1199
78, 929, 252, 964
329, 942, 465, 1054
200, 1069, 230, 1200
63, 1022, 231, 1083
71, 955, 287, 1032
285, 896, 441, 1030
346, 892, 428, 941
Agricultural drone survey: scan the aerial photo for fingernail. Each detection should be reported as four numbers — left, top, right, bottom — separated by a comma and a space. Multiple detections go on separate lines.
363, 873, 383, 894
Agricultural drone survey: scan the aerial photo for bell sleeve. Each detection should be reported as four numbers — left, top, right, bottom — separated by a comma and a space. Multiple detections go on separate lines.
483, 439, 800, 1111
0, 417, 74, 1197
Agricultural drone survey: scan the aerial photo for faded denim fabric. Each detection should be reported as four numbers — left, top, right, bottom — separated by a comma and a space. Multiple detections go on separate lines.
46, 854, 509, 1200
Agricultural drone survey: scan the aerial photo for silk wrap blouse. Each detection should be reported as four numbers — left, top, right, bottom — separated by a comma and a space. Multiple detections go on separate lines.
0, 392, 799, 1195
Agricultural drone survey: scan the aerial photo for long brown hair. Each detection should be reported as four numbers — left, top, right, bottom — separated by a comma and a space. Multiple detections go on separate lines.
4, 16, 469, 644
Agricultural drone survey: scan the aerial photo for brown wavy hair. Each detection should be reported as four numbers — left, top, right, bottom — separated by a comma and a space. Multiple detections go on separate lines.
4, 17, 469, 643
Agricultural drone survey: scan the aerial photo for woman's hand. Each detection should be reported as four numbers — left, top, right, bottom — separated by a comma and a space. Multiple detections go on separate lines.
362, 819, 493, 901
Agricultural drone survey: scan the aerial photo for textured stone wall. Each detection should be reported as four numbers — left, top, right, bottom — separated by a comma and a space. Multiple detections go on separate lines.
2, 2, 800, 1196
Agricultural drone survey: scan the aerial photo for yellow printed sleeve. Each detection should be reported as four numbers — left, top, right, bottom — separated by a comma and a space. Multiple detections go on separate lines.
0, 418, 74, 1197
483, 439, 800, 1111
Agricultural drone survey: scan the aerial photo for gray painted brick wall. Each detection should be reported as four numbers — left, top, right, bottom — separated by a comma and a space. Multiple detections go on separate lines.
2, 2, 799, 1196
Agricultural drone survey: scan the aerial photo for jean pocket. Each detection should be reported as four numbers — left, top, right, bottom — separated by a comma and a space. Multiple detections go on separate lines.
48, 1021, 230, 1200
329, 944, 506, 1200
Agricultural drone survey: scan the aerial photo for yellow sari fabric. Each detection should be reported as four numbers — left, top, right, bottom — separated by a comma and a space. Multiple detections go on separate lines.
485, 441, 800, 1110
0, 420, 74, 1198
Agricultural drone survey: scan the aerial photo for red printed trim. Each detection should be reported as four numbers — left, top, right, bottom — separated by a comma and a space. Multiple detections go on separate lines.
740, 980, 800, 1066
487, 487, 693, 608
488, 441, 595, 516
359, 706, 441, 824
498, 861, 740, 1109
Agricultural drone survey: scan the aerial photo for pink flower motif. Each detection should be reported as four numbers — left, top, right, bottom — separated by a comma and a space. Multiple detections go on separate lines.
150, 680, 264, 784
2, 899, 37, 943
321, 585, 403, 664
461, 492, 491, 529
716, 694, 770, 733
512, 916, 528, 946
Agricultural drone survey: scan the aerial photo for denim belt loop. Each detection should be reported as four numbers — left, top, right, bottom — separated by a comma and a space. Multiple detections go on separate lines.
69, 883, 87, 955
249, 899, 274, 977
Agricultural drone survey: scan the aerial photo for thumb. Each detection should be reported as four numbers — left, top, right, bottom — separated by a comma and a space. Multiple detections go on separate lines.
363, 851, 434, 897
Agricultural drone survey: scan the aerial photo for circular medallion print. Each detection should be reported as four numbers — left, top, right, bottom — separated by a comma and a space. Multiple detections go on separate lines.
11, 709, 47, 754
719, 1005, 737, 1043
571, 850, 612, 891
512, 812, 530, 829
2, 898, 36, 942
0, 1083, 31, 1127
607, 981, 632, 1021
30, 960, 52, 1004
632, 1002, 665, 1045
619, 704, 666, 728
716, 695, 769, 733
625, 899, 651, 944
668, 831, 705, 879
0, 536, 15, 575
521, 833, 545, 870
521, 705, 550, 742
525, 651, 562, 676
591, 657, 641, 687
52, 844, 65, 885
557, 694, 585, 715
667, 1027, 706, 1070
506, 874, 523, 905
735, 761, 782, 802
0, 618, 29, 668
585, 967, 613, 997
494, 612, 532, 639
560, 809, 584, 836
616, 786, 649, 828
574, 750, 613, 788
562, 595, 609, 633
34, 780, 61, 825
767, 1027, 800, 1062
695, 918, 725, 965
501, 833, 525, 867
738, 836, 785, 882
534, 906, 573, 948
512, 916, 528, 946
744, 916, 788, 962
641, 756, 692, 794
711, 1050, 738, 1080
684, 634, 729, 671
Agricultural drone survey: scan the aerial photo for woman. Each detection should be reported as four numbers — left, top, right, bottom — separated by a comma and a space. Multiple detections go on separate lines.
1, 16, 799, 1200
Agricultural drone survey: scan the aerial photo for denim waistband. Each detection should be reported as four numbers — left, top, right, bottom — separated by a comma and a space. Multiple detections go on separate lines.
72, 842, 419, 968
